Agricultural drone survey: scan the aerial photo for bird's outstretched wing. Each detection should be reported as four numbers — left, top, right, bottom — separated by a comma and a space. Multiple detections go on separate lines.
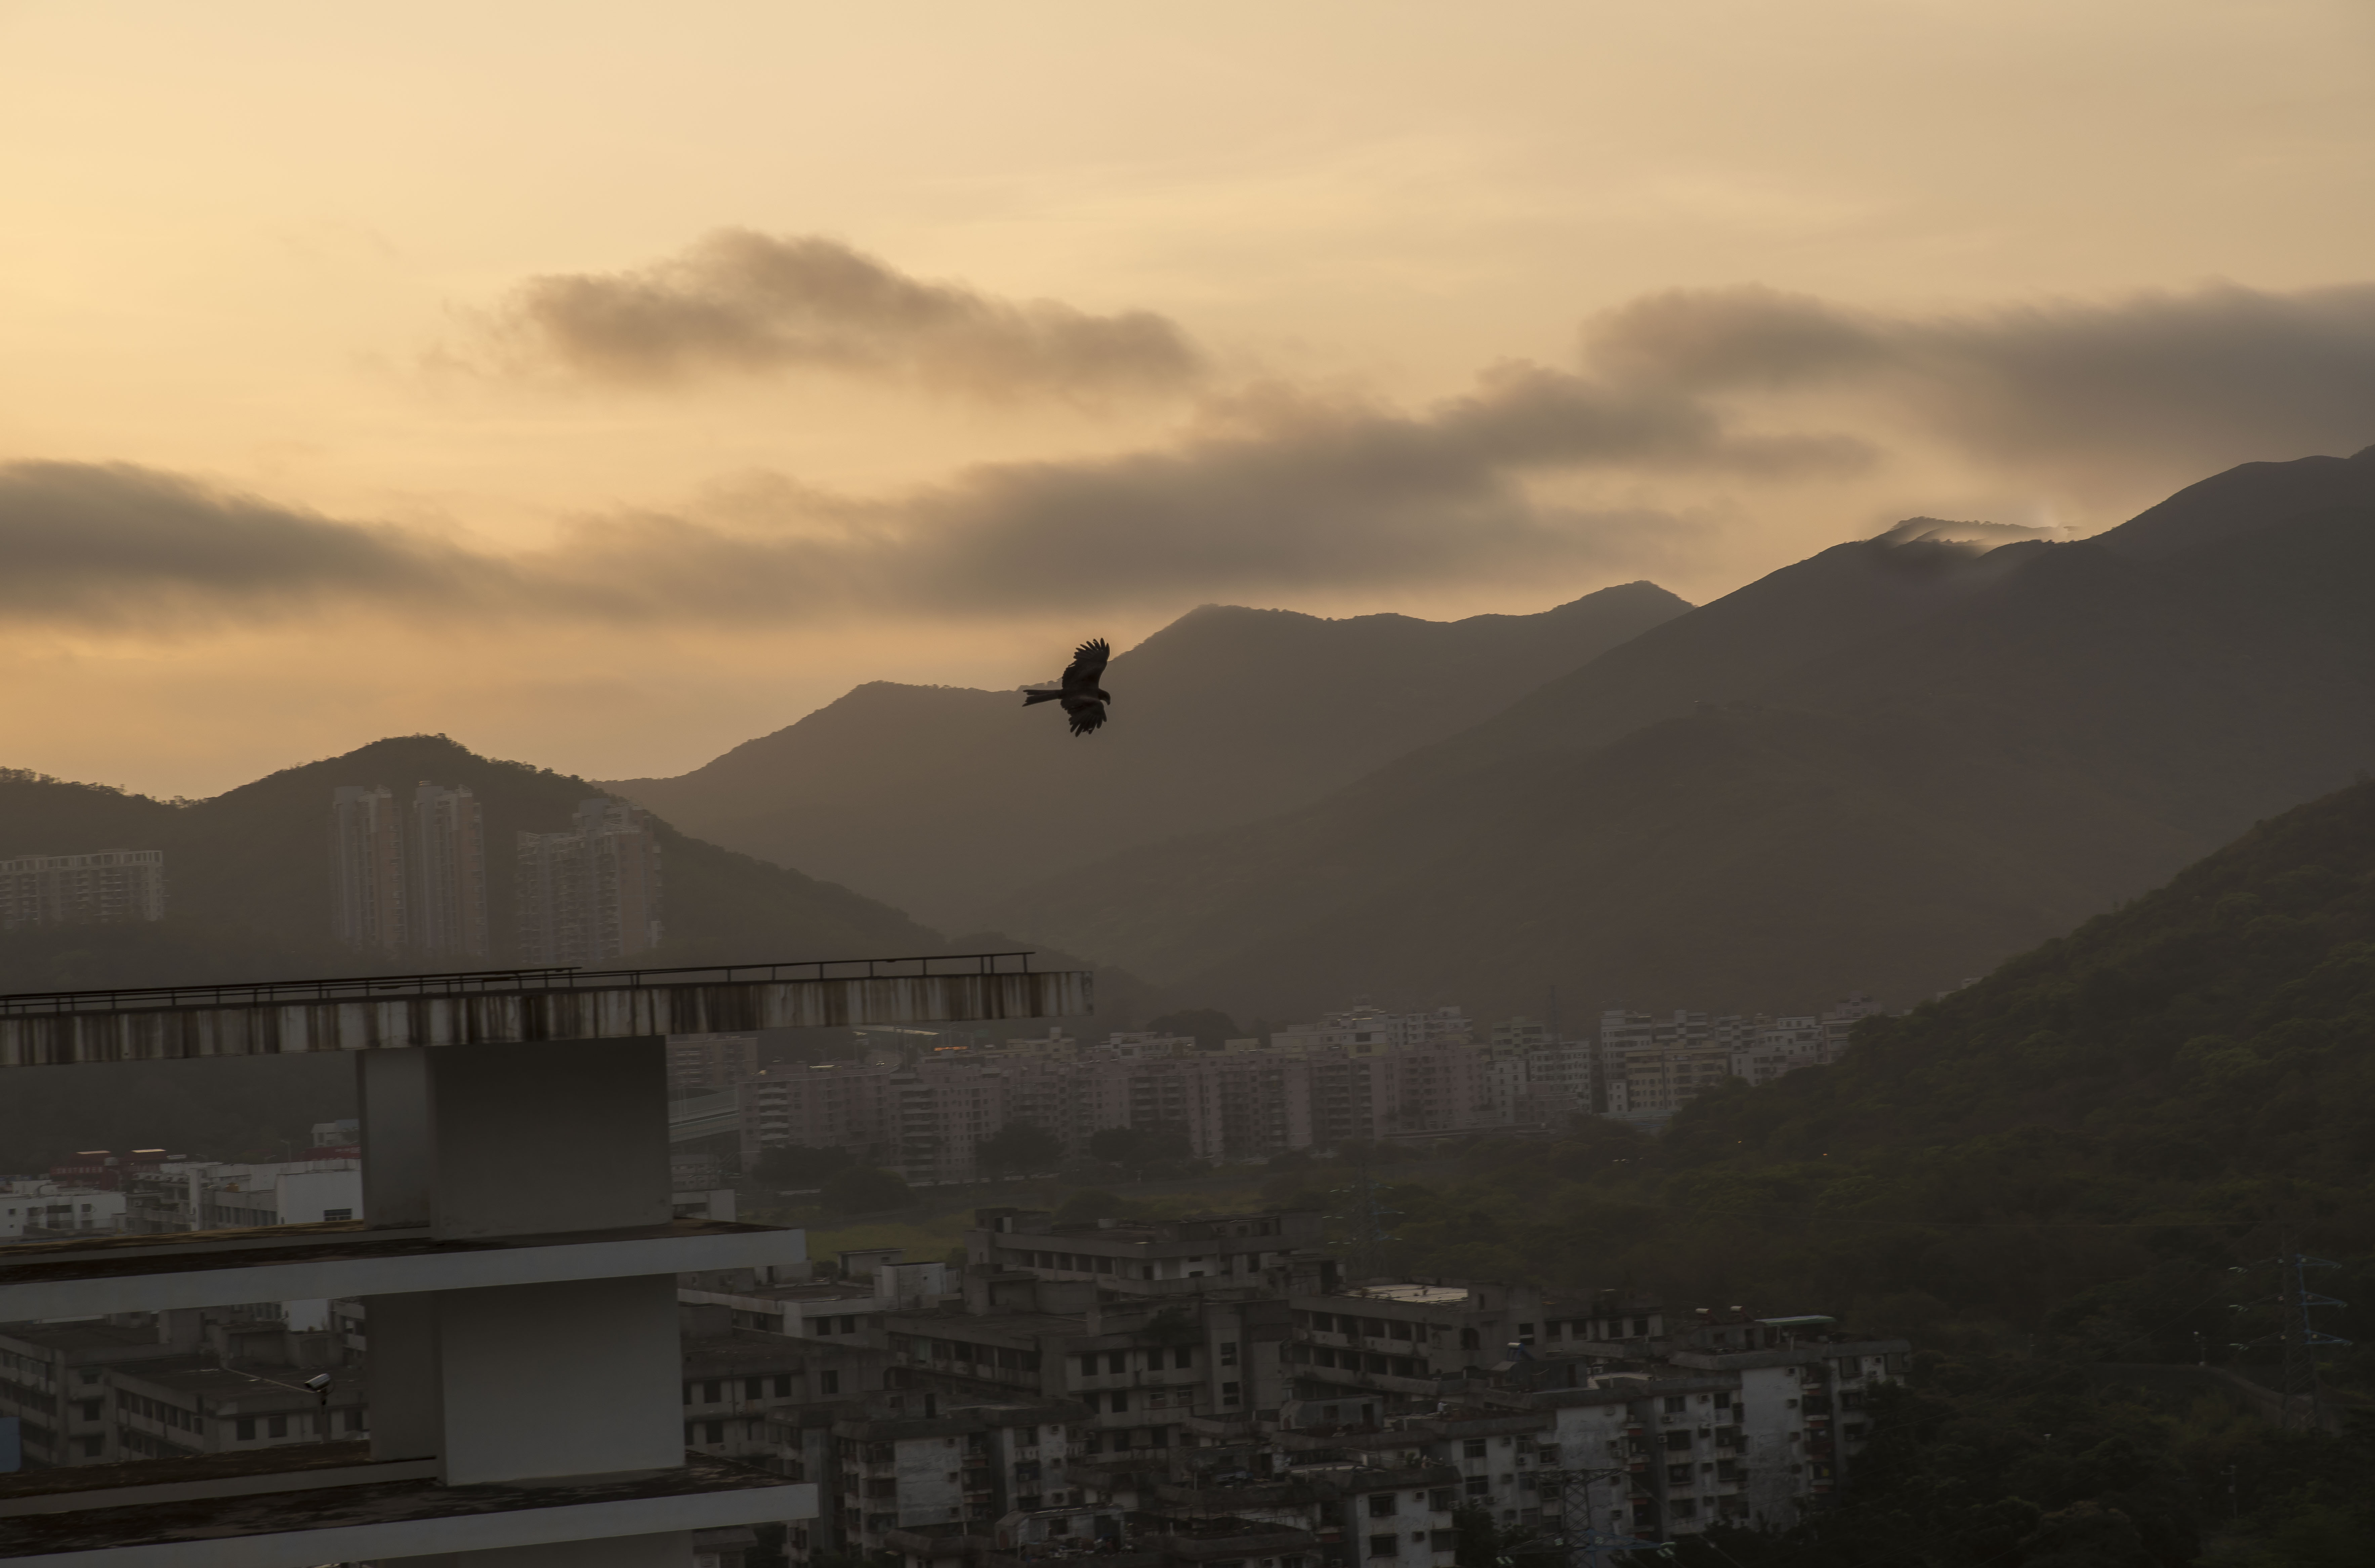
1060, 638, 1111, 696
1063, 698, 1108, 736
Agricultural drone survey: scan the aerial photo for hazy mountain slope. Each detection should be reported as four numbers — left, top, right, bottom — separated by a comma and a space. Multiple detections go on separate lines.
605, 583, 1687, 926
1665, 771, 2375, 1183
0, 734, 943, 993
990, 447, 2375, 1019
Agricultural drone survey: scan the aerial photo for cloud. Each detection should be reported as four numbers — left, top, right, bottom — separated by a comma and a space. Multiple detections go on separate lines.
0, 462, 495, 630
490, 230, 1209, 401
0, 361, 1845, 631
14, 278, 2373, 637
1583, 281, 2375, 479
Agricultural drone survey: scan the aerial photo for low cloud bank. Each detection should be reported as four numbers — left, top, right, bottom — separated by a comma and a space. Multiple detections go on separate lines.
13, 280, 2373, 634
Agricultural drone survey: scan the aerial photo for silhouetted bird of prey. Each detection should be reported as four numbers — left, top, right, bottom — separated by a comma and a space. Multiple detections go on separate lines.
1021, 638, 1112, 736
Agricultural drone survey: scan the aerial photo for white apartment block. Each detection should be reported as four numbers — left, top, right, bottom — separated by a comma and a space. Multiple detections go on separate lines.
0, 1185, 126, 1241
0, 849, 166, 931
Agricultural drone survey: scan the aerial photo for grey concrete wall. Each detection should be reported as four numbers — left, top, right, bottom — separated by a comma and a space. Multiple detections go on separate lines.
361, 1048, 436, 1228
437, 1275, 684, 1484
428, 1036, 671, 1239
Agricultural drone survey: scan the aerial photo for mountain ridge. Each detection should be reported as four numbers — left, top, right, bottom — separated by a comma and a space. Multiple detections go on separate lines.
984, 447, 2375, 1021
604, 582, 1691, 927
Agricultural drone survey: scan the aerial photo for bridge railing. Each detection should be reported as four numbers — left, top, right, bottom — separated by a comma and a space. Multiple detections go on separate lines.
0, 952, 1040, 1018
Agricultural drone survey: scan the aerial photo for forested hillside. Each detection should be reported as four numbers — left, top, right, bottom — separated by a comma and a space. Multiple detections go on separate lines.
1291, 777, 2375, 1564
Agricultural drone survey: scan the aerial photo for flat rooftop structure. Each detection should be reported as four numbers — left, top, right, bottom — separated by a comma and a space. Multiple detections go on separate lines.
0, 1446, 811, 1566
1335, 1283, 1471, 1305
0, 1216, 803, 1321
0, 952, 1088, 1068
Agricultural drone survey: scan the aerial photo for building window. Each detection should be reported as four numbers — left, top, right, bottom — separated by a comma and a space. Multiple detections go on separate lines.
1174, 1347, 1195, 1369
1464, 1479, 1489, 1497
1223, 1383, 1243, 1406
1662, 1397, 1686, 1414
821, 1371, 841, 1395
1664, 1432, 1691, 1452
322, 1208, 354, 1222
746, 1378, 764, 1399
703, 1381, 722, 1403
344, 1408, 365, 1432
1368, 1535, 1400, 1558
1463, 1439, 1487, 1459
774, 1375, 794, 1397
268, 1415, 288, 1439
1220, 1343, 1239, 1366
1108, 1352, 1128, 1374
1368, 1494, 1398, 1518
236, 1418, 256, 1441
706, 1421, 725, 1443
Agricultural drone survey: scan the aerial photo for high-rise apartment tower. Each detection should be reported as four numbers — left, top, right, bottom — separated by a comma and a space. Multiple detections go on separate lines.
329, 782, 490, 961
516, 798, 664, 968
0, 849, 167, 931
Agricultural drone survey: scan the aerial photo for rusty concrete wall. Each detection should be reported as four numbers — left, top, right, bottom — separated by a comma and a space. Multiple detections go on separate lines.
0, 970, 1093, 1069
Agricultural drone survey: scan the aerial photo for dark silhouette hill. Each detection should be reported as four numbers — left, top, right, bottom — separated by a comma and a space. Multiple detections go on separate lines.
603, 584, 1688, 929
0, 735, 944, 994
986, 446, 2375, 1020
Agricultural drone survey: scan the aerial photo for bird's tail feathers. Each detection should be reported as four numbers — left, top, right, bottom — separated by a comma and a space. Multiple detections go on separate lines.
1020, 688, 1062, 707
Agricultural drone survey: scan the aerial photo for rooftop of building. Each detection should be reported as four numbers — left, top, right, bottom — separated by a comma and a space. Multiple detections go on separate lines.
978, 1209, 1315, 1246
1331, 1283, 1469, 1306
0, 1447, 799, 1555
0, 1318, 168, 1356
883, 1308, 1090, 1340
681, 1327, 860, 1375
112, 1356, 363, 1408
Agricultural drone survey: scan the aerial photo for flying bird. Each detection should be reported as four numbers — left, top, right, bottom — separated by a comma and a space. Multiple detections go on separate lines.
1022, 638, 1112, 736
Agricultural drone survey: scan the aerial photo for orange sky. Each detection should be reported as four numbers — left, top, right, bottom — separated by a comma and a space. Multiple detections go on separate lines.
3, 1, 2373, 798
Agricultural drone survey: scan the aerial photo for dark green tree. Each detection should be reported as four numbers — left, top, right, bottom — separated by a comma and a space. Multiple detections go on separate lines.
818, 1165, 914, 1214
753, 1144, 855, 1188
976, 1121, 1064, 1178
1088, 1123, 1194, 1168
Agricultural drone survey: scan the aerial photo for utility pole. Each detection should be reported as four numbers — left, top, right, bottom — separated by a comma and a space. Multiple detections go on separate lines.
2235, 1242, 2351, 1430
2276, 1247, 2350, 1429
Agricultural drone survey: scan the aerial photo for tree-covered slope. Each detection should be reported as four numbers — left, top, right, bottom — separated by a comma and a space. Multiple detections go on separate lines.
1667, 774, 2375, 1202
1307, 777, 2375, 1364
